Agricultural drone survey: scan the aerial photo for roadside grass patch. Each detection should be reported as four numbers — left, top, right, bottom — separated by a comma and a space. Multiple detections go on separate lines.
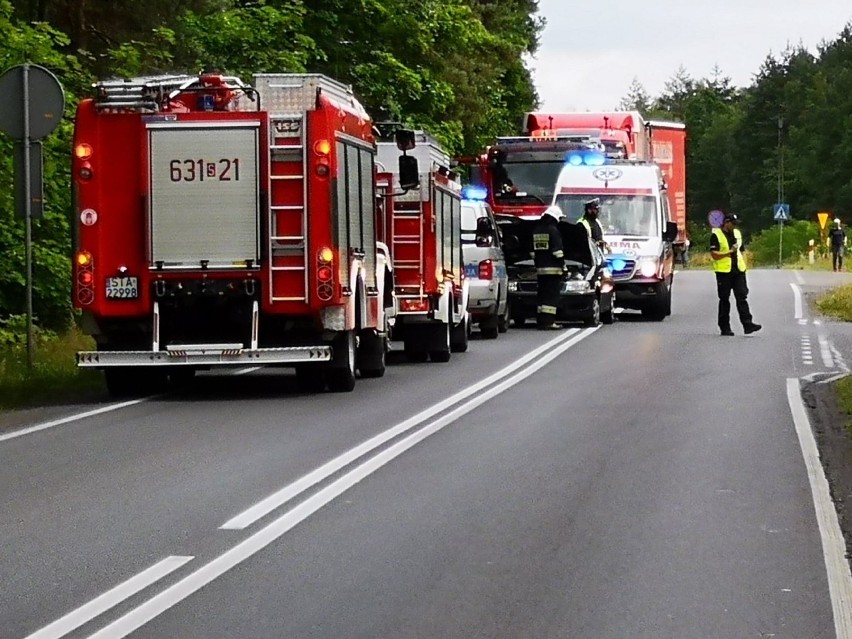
0, 326, 103, 409
816, 284, 852, 322
836, 376, 852, 434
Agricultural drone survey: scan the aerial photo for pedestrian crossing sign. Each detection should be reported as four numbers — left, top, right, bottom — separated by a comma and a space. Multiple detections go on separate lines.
774, 203, 790, 221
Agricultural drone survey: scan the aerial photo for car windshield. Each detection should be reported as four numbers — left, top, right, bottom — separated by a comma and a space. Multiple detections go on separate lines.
490, 160, 564, 205
553, 194, 659, 237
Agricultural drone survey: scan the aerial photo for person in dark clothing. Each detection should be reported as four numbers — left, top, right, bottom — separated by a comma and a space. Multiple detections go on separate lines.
533, 206, 566, 330
709, 214, 761, 336
829, 218, 846, 272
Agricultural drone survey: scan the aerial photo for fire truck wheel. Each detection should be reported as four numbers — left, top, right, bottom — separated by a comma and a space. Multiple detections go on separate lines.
358, 329, 386, 378
429, 322, 452, 363
451, 316, 470, 352
295, 366, 326, 393
327, 330, 357, 392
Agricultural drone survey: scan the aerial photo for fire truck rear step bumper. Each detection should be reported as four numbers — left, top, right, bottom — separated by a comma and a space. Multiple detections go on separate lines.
76, 345, 331, 367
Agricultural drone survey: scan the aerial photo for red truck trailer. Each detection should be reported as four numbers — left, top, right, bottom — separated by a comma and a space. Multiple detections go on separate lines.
72, 73, 390, 395
376, 130, 469, 362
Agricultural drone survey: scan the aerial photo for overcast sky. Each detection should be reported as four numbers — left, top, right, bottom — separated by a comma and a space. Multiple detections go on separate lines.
530, 0, 852, 111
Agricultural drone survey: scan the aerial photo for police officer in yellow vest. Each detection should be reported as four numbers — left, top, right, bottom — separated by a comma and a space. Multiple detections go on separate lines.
710, 214, 761, 336
578, 198, 606, 249
533, 206, 566, 330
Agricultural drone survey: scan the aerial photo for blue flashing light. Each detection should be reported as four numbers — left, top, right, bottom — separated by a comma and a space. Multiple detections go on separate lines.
564, 148, 609, 167
609, 258, 627, 271
462, 185, 488, 201
566, 152, 584, 166
585, 151, 605, 166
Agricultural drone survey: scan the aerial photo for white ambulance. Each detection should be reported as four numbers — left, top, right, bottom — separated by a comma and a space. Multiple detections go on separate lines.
551, 153, 678, 320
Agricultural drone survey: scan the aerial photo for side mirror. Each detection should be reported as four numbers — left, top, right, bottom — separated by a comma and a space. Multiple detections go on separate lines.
475, 217, 495, 247
398, 155, 419, 190
663, 221, 678, 242
394, 129, 416, 152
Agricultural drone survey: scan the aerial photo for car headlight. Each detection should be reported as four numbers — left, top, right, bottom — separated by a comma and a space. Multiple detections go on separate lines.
638, 258, 659, 278
561, 280, 591, 293
508, 280, 519, 293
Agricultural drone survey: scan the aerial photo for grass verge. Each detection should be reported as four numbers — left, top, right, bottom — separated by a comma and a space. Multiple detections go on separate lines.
816, 284, 852, 322
0, 328, 104, 410
815, 283, 852, 431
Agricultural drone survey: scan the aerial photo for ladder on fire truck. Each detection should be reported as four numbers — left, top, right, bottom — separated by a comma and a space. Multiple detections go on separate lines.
390, 191, 425, 298
252, 74, 365, 304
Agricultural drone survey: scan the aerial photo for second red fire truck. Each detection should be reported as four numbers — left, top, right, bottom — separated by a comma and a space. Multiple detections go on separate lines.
376, 129, 469, 362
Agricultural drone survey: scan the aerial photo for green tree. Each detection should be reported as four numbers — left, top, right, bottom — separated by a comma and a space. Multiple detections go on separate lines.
0, 0, 93, 329
617, 77, 653, 114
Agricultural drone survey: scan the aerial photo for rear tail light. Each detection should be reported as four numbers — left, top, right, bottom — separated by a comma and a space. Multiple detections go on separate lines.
317, 247, 334, 301
74, 143, 93, 160
75, 250, 94, 305
478, 259, 494, 280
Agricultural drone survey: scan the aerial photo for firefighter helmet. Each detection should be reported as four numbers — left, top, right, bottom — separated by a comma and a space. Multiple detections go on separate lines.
542, 205, 565, 221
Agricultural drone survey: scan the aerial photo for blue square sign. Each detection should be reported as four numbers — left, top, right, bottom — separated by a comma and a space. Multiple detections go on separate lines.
774, 203, 790, 221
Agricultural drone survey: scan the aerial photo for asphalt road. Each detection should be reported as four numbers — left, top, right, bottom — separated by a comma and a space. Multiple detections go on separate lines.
4, 268, 852, 638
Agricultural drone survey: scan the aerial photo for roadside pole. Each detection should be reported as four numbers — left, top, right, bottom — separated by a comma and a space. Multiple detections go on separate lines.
0, 63, 65, 369
774, 203, 789, 267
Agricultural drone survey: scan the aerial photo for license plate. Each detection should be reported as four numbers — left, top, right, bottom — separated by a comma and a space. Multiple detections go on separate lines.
106, 276, 139, 299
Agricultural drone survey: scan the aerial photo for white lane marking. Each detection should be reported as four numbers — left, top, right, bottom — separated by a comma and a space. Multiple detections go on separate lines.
819, 372, 851, 385
85, 329, 596, 639
0, 367, 262, 444
233, 366, 261, 376
787, 378, 852, 638
819, 335, 835, 368
793, 270, 805, 285
24, 556, 193, 639
221, 328, 584, 530
802, 335, 814, 365
790, 283, 803, 320
0, 399, 147, 444
832, 345, 851, 374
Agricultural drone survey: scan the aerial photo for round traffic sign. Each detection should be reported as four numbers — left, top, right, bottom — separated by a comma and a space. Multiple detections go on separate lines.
708, 210, 726, 228
0, 64, 65, 140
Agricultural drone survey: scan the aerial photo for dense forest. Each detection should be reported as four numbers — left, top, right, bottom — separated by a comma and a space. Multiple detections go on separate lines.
1, 0, 851, 334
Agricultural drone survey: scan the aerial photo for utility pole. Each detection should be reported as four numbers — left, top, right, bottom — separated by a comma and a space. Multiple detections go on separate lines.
777, 112, 784, 267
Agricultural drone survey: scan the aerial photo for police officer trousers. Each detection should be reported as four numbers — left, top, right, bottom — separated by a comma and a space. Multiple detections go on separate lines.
537, 274, 562, 327
716, 271, 753, 330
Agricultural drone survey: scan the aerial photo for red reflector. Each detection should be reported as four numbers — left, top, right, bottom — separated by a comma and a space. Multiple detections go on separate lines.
478, 259, 494, 280
317, 265, 332, 281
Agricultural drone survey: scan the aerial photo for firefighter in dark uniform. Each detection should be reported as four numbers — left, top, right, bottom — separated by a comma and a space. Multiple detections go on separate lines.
534, 206, 566, 329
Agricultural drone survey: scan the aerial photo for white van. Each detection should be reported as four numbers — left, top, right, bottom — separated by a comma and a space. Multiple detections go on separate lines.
551, 159, 678, 320
461, 194, 509, 338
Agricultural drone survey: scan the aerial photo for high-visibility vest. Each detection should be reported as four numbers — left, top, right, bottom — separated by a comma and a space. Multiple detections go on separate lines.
712, 227, 747, 273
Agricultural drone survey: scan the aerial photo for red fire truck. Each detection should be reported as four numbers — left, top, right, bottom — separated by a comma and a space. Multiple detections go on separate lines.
72, 73, 391, 395
463, 134, 603, 219
375, 130, 469, 362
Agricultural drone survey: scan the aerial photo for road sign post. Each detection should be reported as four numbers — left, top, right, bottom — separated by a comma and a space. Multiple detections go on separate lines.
817, 212, 831, 257
0, 63, 65, 369
774, 203, 790, 268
